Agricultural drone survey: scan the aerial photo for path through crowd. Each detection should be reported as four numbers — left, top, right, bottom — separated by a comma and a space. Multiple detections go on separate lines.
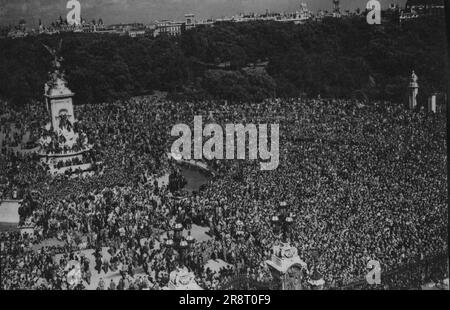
27, 224, 213, 289
0, 201, 20, 232
54, 247, 149, 290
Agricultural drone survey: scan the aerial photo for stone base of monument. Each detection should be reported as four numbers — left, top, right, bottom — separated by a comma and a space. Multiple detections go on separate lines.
38, 145, 96, 176
19, 225, 35, 237
265, 243, 307, 290
164, 266, 203, 290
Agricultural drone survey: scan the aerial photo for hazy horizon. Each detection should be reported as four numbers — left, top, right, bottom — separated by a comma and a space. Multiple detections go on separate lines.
0, 0, 407, 27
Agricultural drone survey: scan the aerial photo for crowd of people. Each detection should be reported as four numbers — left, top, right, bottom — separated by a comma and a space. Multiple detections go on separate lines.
0, 95, 448, 290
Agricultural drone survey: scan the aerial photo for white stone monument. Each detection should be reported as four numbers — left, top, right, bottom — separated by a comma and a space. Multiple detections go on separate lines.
44, 75, 75, 132
42, 42, 76, 132
265, 242, 307, 290
409, 70, 419, 110
38, 42, 94, 175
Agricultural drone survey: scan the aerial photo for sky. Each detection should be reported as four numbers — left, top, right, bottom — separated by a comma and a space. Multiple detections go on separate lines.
0, 0, 407, 26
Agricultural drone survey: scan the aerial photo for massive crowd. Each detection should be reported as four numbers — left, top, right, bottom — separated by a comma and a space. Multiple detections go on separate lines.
0, 95, 448, 290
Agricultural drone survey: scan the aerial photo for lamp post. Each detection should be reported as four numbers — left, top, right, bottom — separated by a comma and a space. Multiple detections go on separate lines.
179, 239, 189, 264
271, 201, 294, 243
174, 221, 183, 244
164, 237, 175, 262
236, 219, 245, 239
163, 224, 203, 290
164, 220, 195, 268
186, 230, 195, 245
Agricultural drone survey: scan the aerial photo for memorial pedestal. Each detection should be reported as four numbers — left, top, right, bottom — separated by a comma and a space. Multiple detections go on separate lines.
166, 266, 203, 290
265, 243, 307, 290
38, 63, 93, 176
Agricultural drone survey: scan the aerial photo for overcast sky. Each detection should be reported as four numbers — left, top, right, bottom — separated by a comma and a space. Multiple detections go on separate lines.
0, 0, 407, 26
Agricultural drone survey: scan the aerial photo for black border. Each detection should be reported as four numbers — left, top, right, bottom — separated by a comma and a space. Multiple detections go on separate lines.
0, 289, 447, 309
1, 2, 450, 308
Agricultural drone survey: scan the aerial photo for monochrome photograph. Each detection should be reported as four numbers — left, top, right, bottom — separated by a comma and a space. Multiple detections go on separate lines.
0, 0, 448, 293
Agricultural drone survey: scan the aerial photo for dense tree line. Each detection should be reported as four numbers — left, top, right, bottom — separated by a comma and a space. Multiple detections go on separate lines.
0, 15, 447, 106
181, 16, 447, 103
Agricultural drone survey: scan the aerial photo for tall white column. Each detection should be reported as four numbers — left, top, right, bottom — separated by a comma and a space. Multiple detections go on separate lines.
408, 71, 419, 110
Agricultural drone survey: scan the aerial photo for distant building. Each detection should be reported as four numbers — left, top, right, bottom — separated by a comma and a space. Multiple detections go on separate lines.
196, 19, 215, 27
399, 11, 421, 22
128, 30, 146, 38
7, 29, 28, 39
5, 16, 144, 39
405, 0, 445, 14
154, 20, 185, 37
107, 23, 146, 36
7, 19, 29, 38
216, 3, 313, 24
400, 0, 445, 22
185, 14, 196, 31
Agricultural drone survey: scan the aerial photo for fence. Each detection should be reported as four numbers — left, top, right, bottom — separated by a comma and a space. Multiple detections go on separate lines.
220, 252, 449, 290
336, 252, 449, 290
